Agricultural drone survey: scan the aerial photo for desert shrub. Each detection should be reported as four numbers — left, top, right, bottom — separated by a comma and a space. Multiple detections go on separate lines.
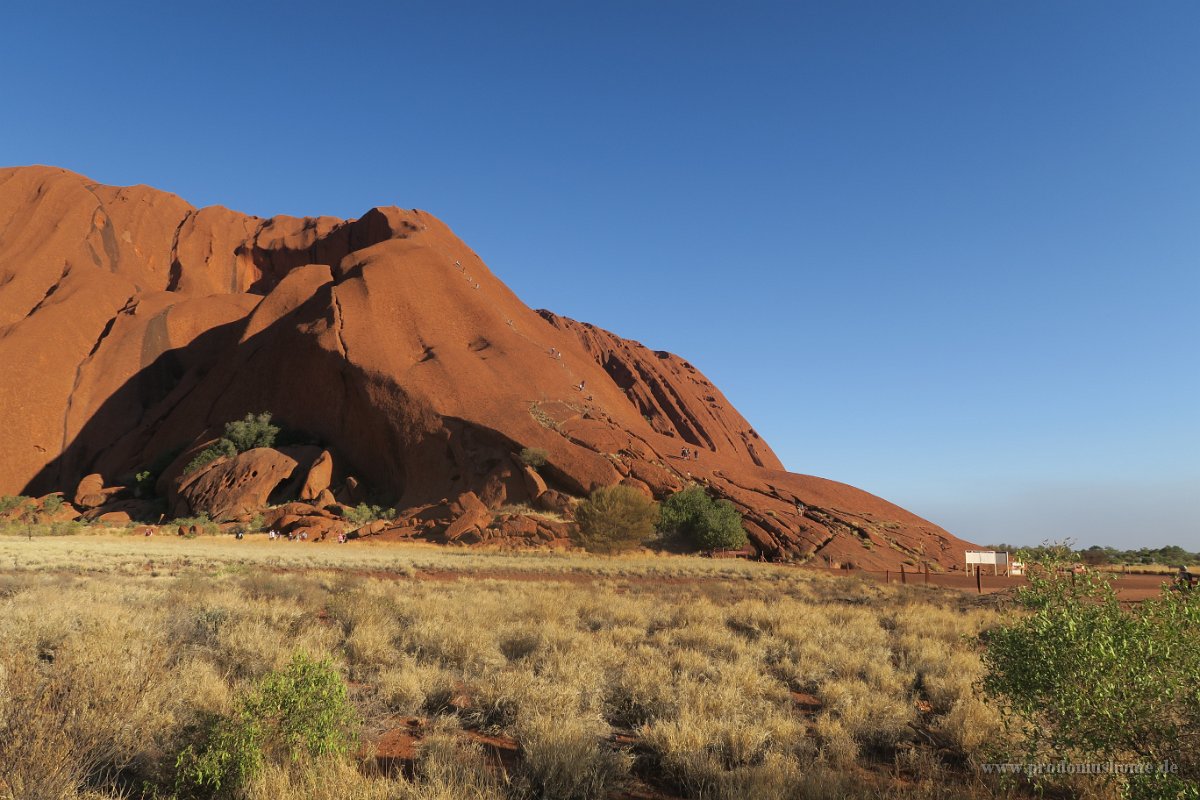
0, 495, 32, 515
41, 494, 64, 515
573, 485, 659, 554
659, 486, 747, 550
519, 446, 549, 468
185, 438, 238, 475
982, 554, 1200, 799
133, 469, 155, 498
515, 708, 630, 799
344, 503, 394, 526
183, 412, 279, 475
222, 412, 280, 453
176, 651, 360, 795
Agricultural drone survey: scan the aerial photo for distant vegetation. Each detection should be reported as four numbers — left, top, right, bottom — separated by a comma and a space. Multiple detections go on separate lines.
989, 542, 1200, 566
185, 412, 280, 475
659, 486, 748, 551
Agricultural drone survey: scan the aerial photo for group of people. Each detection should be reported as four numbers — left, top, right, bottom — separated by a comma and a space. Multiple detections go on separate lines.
680, 446, 700, 461
262, 528, 350, 544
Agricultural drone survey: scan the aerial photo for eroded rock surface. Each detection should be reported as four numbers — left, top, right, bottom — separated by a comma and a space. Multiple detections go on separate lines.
0, 166, 976, 567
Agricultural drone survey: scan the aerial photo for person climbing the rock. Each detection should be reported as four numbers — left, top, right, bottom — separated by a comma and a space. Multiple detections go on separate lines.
681, 447, 689, 459
575, 380, 585, 391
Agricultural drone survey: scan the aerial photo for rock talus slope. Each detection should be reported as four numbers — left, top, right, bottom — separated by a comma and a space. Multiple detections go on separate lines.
0, 166, 975, 567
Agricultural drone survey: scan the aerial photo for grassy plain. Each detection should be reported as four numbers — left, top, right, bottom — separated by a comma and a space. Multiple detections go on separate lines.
0, 532, 1039, 800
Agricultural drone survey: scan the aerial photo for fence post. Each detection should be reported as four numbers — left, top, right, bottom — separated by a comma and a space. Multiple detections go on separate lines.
976, 568, 982, 594
885, 570, 890, 584
901, 563, 907, 585
924, 563, 929, 585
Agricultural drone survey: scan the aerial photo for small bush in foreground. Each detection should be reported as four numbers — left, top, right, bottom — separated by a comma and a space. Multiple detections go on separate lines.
982, 551, 1200, 799
573, 486, 659, 554
176, 651, 360, 795
659, 486, 747, 551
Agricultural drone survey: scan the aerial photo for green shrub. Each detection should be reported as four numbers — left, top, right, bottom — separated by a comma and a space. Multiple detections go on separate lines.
344, 503, 394, 526
184, 439, 237, 476
0, 495, 33, 516
175, 652, 360, 795
573, 486, 659, 554
133, 470, 154, 498
183, 412, 280, 476
41, 494, 64, 515
222, 412, 279, 453
982, 549, 1200, 799
519, 447, 549, 468
658, 486, 747, 551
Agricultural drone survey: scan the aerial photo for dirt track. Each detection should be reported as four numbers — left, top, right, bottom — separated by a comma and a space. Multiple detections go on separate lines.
801, 566, 1173, 601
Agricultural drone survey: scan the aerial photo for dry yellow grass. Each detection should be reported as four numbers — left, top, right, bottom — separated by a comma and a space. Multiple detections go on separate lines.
0, 531, 1017, 800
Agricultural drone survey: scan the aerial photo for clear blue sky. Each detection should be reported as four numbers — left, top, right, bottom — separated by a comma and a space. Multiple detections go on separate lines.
3, 1, 1197, 548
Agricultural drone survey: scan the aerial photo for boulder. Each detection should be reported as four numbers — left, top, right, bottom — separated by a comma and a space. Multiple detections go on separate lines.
337, 476, 365, 505
619, 477, 654, 499
520, 464, 547, 501
73, 473, 123, 509
535, 490, 574, 516
444, 491, 491, 542
177, 448, 301, 522
262, 502, 321, 528
299, 450, 333, 501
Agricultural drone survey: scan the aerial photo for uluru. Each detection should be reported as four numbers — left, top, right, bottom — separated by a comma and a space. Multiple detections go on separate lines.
0, 165, 973, 569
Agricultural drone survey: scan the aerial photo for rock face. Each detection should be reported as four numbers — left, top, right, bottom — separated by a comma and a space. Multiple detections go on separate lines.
176, 448, 300, 522
0, 165, 977, 567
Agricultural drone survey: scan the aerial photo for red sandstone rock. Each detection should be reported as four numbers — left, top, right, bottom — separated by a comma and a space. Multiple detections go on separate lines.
619, 476, 654, 499
300, 450, 333, 501
444, 491, 491, 542
177, 448, 299, 521
0, 166, 977, 568
73, 473, 123, 509
535, 490, 574, 516
520, 464, 547, 501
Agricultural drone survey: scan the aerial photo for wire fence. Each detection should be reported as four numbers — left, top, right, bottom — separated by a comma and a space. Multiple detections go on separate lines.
798, 565, 1177, 600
